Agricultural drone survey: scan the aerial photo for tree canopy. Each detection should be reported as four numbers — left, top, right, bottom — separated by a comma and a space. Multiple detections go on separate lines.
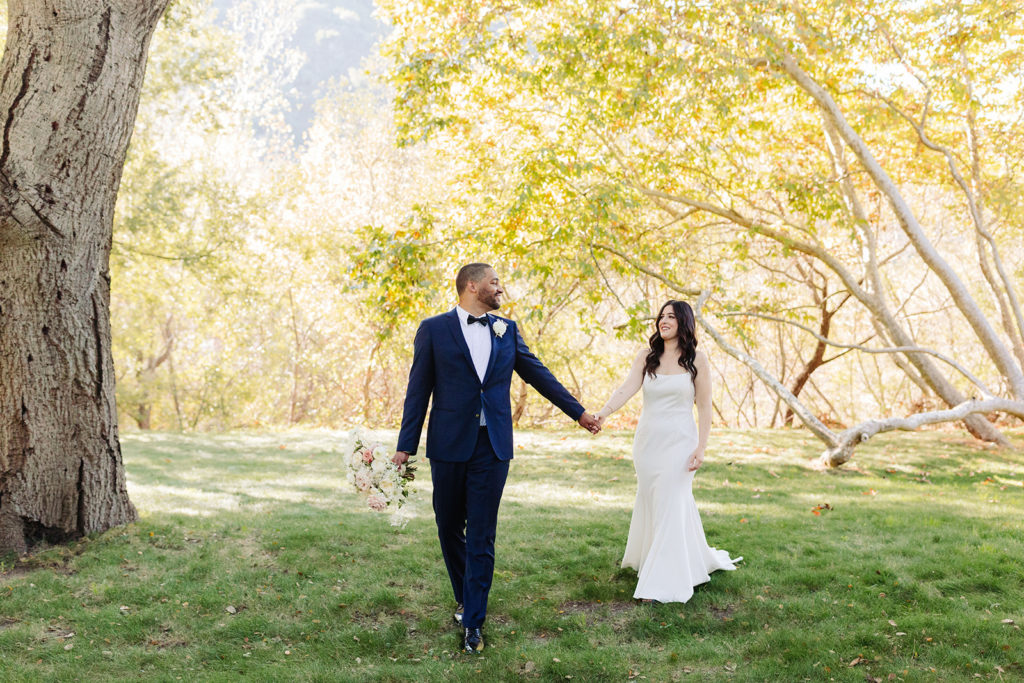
4, 1, 1019, 469
373, 0, 1024, 463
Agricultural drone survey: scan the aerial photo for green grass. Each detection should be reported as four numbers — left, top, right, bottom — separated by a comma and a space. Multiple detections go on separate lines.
1, 428, 1022, 681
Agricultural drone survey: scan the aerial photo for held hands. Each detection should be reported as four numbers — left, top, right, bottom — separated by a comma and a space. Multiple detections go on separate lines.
686, 448, 705, 472
578, 412, 602, 435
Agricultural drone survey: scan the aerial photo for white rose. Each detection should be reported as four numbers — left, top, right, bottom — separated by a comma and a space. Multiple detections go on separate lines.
492, 319, 507, 337
371, 455, 388, 473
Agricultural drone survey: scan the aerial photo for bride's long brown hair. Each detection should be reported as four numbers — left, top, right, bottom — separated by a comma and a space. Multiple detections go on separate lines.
644, 300, 698, 381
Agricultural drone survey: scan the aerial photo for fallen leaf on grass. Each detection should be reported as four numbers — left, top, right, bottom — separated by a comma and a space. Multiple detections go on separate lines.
888, 620, 897, 627
1001, 619, 1015, 624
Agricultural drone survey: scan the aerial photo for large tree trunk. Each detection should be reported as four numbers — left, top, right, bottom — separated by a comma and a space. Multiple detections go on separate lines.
0, 0, 169, 553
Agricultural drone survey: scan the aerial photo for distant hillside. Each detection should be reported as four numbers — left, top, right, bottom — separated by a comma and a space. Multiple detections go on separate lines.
211, 0, 386, 141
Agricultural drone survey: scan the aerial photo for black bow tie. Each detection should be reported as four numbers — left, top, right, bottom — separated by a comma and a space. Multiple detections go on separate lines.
467, 314, 488, 326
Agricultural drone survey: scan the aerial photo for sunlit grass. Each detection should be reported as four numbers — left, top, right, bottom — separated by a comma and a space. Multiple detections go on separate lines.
0, 427, 1022, 681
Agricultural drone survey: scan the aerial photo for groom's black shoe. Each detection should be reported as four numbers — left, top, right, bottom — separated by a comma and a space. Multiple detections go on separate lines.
454, 603, 464, 626
463, 627, 484, 653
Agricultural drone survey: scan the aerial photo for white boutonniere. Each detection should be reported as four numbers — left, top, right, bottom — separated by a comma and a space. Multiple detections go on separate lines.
492, 319, 508, 338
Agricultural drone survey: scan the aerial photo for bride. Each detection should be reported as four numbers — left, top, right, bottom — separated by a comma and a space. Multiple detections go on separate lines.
597, 300, 741, 603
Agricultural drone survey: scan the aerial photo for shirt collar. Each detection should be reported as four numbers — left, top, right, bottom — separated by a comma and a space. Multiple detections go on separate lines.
456, 305, 488, 326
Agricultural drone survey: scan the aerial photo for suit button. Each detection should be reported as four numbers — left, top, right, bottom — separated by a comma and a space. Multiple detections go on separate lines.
475, 414, 480, 418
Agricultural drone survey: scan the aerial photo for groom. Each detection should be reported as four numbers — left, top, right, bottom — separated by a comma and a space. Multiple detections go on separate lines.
392, 263, 601, 653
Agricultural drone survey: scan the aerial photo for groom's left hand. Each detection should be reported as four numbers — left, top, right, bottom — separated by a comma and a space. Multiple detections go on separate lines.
578, 412, 601, 434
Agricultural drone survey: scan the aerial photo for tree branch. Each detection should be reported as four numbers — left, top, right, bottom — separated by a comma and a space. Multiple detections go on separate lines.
692, 291, 840, 446
590, 242, 701, 296
871, 87, 1024, 363
777, 52, 1024, 399
720, 311, 996, 398
823, 397, 1024, 467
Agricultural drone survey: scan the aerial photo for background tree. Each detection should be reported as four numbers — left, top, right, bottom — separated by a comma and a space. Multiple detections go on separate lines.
111, 0, 267, 431
0, 0, 170, 553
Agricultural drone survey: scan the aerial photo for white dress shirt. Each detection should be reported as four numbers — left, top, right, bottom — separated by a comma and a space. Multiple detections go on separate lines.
456, 305, 492, 425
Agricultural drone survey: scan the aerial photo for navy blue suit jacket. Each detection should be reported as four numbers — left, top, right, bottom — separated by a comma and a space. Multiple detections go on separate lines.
396, 309, 585, 462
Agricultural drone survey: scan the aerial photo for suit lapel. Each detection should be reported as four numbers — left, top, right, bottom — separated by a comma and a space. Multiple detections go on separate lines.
481, 317, 500, 385
445, 309, 480, 382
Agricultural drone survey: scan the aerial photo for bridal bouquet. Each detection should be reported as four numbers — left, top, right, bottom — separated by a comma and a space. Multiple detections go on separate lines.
345, 429, 414, 518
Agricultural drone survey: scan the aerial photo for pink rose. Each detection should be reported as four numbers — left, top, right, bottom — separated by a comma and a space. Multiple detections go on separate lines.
367, 494, 387, 511
362, 449, 373, 464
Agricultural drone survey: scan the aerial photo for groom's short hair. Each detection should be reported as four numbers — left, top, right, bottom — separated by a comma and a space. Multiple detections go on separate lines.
456, 263, 492, 294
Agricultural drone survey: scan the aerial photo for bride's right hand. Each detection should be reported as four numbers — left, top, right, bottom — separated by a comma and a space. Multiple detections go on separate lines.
686, 449, 704, 472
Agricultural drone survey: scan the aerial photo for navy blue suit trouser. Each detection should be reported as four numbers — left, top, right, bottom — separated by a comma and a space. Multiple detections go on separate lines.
429, 427, 509, 629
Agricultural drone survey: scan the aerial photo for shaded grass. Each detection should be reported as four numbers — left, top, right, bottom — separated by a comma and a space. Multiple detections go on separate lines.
0, 428, 1021, 681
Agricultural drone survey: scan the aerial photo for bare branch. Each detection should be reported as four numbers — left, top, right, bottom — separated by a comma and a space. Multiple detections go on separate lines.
822, 397, 1024, 467
720, 311, 996, 398
873, 88, 1024, 357
590, 242, 701, 296
778, 53, 1024, 399
691, 292, 840, 447
589, 244, 632, 311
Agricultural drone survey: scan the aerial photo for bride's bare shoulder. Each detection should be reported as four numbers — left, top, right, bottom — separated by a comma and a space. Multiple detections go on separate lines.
694, 349, 710, 366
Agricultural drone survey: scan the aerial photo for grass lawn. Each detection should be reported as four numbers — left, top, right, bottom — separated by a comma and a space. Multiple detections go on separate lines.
1, 427, 1022, 681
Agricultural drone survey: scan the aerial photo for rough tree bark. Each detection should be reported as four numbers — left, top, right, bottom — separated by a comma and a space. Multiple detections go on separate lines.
0, 0, 170, 553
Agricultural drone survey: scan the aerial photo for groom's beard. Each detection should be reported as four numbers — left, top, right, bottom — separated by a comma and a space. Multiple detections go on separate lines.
478, 292, 501, 310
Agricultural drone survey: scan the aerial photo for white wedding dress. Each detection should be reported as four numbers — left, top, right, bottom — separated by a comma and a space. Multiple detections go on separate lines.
621, 372, 741, 602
